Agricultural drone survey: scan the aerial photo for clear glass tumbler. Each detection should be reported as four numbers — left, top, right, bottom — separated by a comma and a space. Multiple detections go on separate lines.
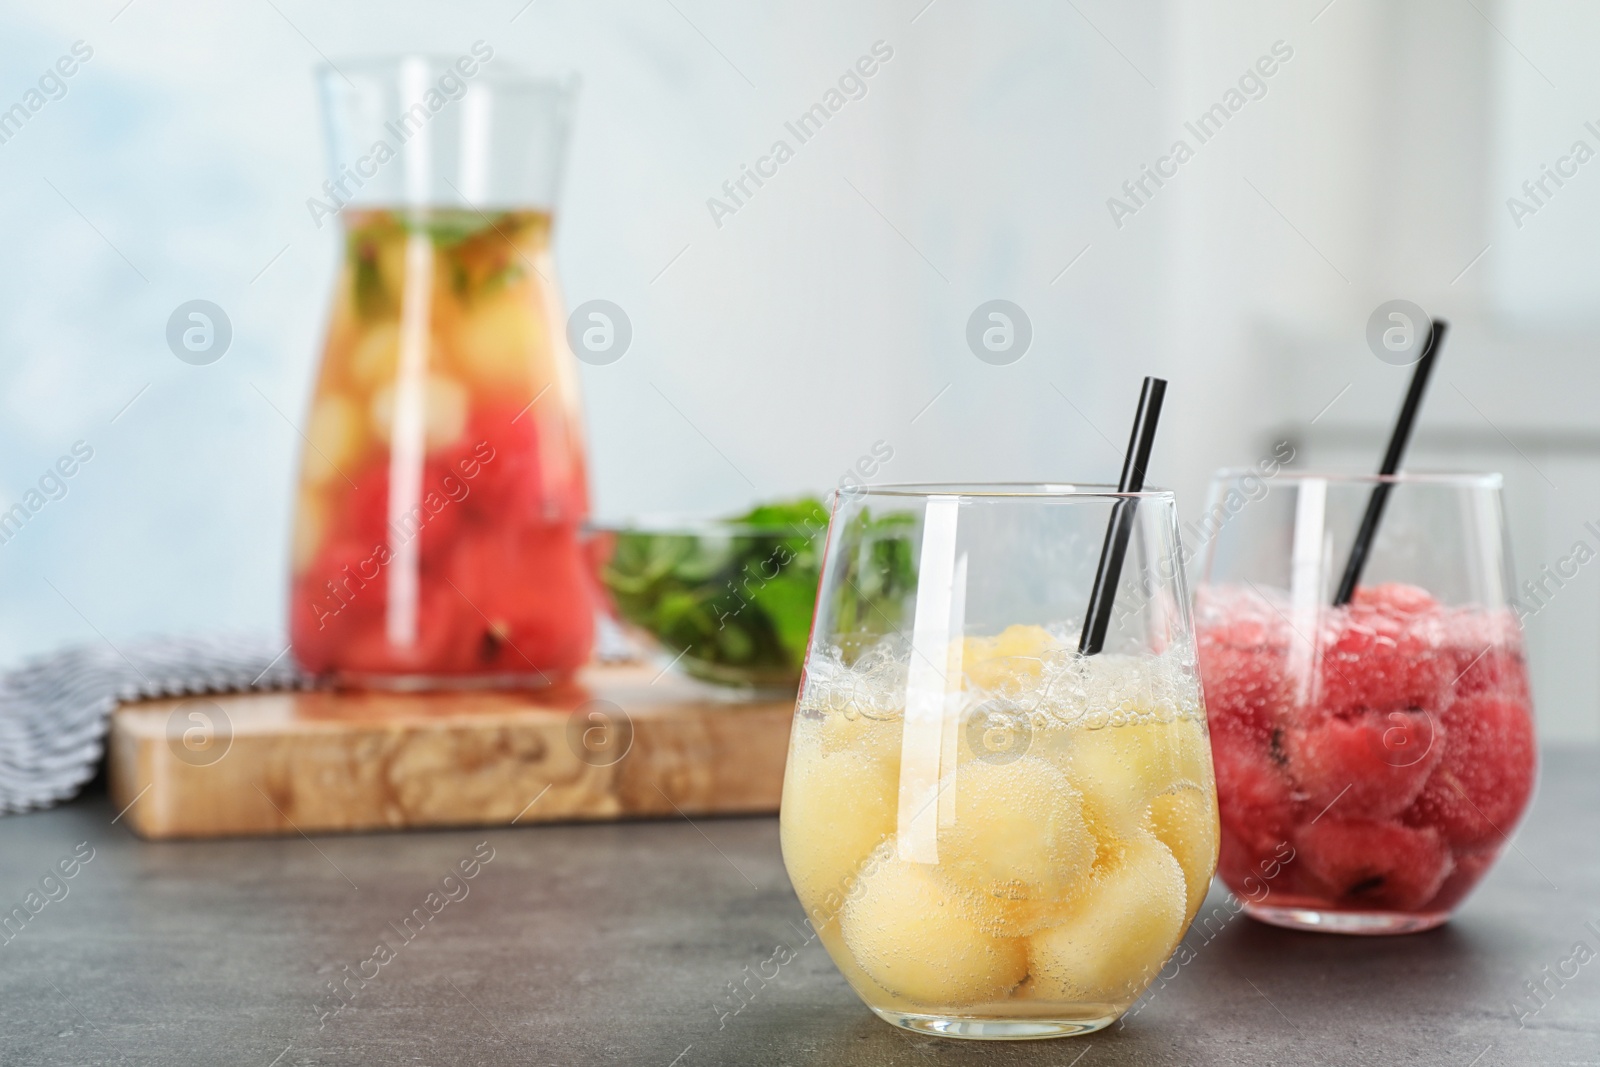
780, 484, 1218, 1039
290, 54, 594, 688
1194, 470, 1536, 934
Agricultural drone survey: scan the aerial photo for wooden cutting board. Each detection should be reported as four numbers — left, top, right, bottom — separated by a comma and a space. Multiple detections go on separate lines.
107, 664, 796, 840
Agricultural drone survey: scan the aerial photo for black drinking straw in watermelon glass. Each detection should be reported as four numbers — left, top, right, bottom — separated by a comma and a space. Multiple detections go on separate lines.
1192, 321, 1537, 934
1333, 320, 1447, 605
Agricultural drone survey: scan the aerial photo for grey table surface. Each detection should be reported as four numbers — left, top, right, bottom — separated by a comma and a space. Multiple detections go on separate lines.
0, 750, 1595, 1067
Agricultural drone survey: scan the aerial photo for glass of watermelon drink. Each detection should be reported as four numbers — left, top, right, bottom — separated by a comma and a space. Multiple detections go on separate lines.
781, 485, 1218, 1039
1194, 470, 1535, 934
290, 61, 594, 688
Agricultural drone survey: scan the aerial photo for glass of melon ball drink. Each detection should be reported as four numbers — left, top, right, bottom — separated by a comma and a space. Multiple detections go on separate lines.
780, 485, 1219, 1039
1194, 470, 1536, 934
290, 63, 595, 687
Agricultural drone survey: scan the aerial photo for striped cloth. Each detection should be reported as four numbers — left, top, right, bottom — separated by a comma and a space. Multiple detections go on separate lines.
0, 635, 307, 815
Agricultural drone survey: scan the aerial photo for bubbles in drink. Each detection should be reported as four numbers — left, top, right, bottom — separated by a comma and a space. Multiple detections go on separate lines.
779, 624, 1218, 1019
779, 714, 899, 924
1146, 786, 1218, 922
1196, 581, 1536, 917
1025, 831, 1186, 1003
841, 850, 1030, 1006
937, 757, 1094, 911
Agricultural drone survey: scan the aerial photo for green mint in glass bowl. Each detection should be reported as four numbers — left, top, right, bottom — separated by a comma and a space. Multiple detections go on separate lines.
590, 498, 916, 692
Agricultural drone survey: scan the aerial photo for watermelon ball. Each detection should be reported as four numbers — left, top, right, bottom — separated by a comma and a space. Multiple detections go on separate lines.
1197, 610, 1284, 651
1218, 818, 1319, 902
1351, 582, 1439, 616
330, 576, 476, 675
319, 458, 469, 571
454, 400, 589, 525
1435, 604, 1523, 689
1199, 641, 1290, 741
290, 538, 388, 674
444, 523, 595, 677
1294, 817, 1454, 911
1444, 643, 1531, 702
1211, 733, 1298, 860
1434, 604, 1531, 705
1425, 848, 1500, 913
1403, 693, 1535, 850
1316, 606, 1452, 719
325, 463, 390, 545
1282, 708, 1442, 820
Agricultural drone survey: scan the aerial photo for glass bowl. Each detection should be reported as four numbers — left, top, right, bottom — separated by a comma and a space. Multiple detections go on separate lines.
588, 510, 831, 692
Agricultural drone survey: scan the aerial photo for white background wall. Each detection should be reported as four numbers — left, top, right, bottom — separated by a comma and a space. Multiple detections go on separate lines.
2, 0, 1597, 737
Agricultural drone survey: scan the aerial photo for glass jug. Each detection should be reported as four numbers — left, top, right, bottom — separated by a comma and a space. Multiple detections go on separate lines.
290, 53, 593, 688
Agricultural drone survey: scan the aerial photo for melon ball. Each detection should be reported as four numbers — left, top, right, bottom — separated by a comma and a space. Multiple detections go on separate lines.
938, 756, 1094, 905
963, 625, 1057, 693
348, 322, 401, 390
291, 490, 327, 573
965, 624, 1056, 663
450, 287, 546, 387
303, 392, 364, 486
1166, 717, 1217, 789
952, 891, 1050, 940
373, 231, 411, 299
1026, 831, 1187, 1004
370, 373, 468, 452
1112, 719, 1213, 793
815, 707, 899, 759
1063, 727, 1150, 845
1066, 722, 1210, 851
780, 720, 899, 926
841, 856, 1028, 1006
1144, 786, 1219, 924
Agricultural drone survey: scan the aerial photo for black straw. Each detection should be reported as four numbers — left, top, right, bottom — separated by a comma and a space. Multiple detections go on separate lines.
1332, 319, 1448, 606
1079, 376, 1167, 656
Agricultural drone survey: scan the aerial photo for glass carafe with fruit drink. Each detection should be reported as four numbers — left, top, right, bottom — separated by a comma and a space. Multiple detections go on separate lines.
291, 55, 594, 687
781, 485, 1218, 1039
1194, 470, 1536, 934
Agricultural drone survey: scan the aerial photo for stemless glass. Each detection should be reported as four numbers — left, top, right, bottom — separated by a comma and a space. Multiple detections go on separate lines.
1194, 470, 1536, 935
290, 56, 595, 688
780, 484, 1218, 1040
